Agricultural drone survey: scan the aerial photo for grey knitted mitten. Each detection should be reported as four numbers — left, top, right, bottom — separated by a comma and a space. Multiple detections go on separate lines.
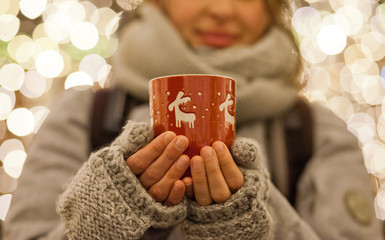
57, 121, 187, 240
181, 137, 272, 240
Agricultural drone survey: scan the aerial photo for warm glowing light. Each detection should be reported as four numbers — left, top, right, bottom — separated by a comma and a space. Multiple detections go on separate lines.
91, 7, 119, 36
35, 37, 58, 51
70, 22, 99, 50
317, 25, 347, 55
35, 50, 64, 78
327, 96, 354, 122
15, 40, 37, 69
0, 88, 15, 120
19, 71, 47, 99
360, 75, 385, 105
365, 145, 385, 177
0, 0, 10, 15
30, 106, 50, 133
299, 36, 327, 64
9, 35, 34, 61
0, 0, 382, 222
80, 1, 98, 22
3, 150, 27, 178
336, 6, 363, 35
57, 50, 72, 78
0, 194, 12, 221
344, 44, 367, 66
329, 0, 373, 22
306, 66, 331, 93
64, 71, 93, 90
32, 23, 47, 40
375, 190, 385, 220
347, 113, 376, 143
302, 90, 328, 104
0, 14, 19, 41
43, 1, 86, 43
360, 32, 385, 61
6, 108, 35, 137
7, 0, 19, 16
292, 7, 321, 36
0, 63, 25, 91
117, 0, 143, 11
0, 139, 24, 162
79, 54, 109, 82
19, 0, 47, 19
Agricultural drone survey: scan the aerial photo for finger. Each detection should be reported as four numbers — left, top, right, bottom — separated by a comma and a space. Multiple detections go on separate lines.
213, 141, 244, 193
201, 146, 231, 203
191, 156, 212, 206
182, 176, 194, 198
140, 135, 189, 189
126, 131, 176, 175
163, 180, 186, 206
148, 155, 189, 201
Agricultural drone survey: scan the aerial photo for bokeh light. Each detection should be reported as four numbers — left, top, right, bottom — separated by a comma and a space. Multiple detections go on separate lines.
317, 25, 347, 55
79, 54, 109, 82
3, 150, 27, 178
70, 22, 99, 50
0, 194, 12, 221
19, 0, 46, 19
6, 108, 35, 137
0, 139, 24, 162
0, 0, 385, 222
64, 71, 93, 89
19, 71, 48, 98
0, 87, 15, 120
35, 50, 64, 78
0, 63, 24, 91
0, 14, 19, 41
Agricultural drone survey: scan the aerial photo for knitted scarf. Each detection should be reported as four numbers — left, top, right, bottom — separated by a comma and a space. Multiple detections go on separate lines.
112, 4, 299, 122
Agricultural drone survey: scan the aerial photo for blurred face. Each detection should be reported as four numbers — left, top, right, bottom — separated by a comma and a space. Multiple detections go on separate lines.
157, 0, 272, 48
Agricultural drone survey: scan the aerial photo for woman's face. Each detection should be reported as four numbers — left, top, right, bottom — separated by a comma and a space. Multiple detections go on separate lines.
157, 0, 272, 48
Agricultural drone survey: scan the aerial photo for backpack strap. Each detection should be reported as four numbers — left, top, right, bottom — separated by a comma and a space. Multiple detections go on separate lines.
284, 97, 314, 206
90, 88, 142, 151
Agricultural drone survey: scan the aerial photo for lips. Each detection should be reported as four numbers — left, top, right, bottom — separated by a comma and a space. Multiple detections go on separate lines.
198, 31, 237, 48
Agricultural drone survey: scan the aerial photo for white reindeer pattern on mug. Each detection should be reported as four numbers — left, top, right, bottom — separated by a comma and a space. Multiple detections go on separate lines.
167, 91, 235, 129
168, 91, 196, 128
219, 93, 235, 130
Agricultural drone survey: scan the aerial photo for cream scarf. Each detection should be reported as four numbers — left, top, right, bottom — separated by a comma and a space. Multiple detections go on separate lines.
112, 4, 299, 122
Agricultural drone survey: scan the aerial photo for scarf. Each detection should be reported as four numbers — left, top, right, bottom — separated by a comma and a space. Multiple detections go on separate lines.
112, 4, 299, 122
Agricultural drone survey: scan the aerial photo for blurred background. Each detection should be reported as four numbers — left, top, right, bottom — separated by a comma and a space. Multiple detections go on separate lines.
0, 0, 385, 234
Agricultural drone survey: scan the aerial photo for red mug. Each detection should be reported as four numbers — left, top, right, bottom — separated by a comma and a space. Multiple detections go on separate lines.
149, 74, 236, 158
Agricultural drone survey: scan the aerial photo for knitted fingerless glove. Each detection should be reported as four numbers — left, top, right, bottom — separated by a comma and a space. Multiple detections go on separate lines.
181, 137, 272, 240
57, 121, 187, 240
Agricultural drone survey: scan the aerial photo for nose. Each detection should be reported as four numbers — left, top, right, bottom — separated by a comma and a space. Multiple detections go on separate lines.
206, 0, 236, 21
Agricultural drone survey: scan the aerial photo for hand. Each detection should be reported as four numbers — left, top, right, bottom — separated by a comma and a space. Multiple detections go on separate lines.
188, 141, 244, 206
126, 131, 190, 206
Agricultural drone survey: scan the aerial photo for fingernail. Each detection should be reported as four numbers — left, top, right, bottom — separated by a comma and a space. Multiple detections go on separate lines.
163, 132, 176, 144
201, 147, 213, 159
213, 142, 224, 154
175, 137, 188, 151
176, 156, 188, 170
192, 158, 203, 171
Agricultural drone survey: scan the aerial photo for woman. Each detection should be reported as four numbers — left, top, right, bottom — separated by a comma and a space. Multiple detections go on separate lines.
3, 0, 383, 239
